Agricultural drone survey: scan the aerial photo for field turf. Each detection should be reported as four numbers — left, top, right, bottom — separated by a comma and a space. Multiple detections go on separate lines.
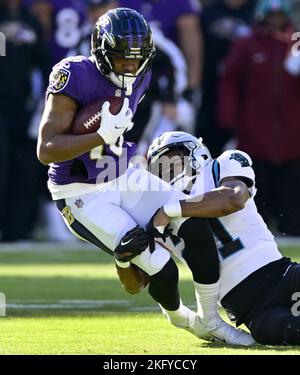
0, 245, 299, 355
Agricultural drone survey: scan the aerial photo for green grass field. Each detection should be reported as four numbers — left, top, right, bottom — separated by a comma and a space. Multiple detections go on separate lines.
0, 244, 300, 355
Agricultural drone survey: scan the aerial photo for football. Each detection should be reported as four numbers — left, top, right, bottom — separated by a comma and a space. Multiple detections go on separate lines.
71, 96, 124, 135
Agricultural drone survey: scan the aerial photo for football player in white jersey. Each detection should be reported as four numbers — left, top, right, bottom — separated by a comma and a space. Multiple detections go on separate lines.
146, 131, 300, 346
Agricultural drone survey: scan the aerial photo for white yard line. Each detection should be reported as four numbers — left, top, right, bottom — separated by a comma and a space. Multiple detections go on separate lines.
275, 236, 300, 247
0, 241, 97, 252
1, 236, 300, 253
5, 299, 196, 312
6, 299, 130, 310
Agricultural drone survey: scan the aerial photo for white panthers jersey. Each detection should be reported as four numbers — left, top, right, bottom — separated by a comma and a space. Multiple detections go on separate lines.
189, 150, 282, 299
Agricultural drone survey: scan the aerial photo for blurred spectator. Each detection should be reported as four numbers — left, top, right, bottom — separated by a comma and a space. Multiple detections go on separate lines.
25, 0, 53, 39
70, 0, 118, 57
0, 0, 51, 241
24, 0, 87, 65
120, 0, 203, 129
291, 0, 300, 28
197, 0, 257, 157
218, 0, 300, 236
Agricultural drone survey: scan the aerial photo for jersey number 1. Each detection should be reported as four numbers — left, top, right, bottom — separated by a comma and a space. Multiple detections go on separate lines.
209, 218, 244, 258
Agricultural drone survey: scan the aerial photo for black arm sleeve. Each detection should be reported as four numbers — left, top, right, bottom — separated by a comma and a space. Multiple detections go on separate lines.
178, 217, 220, 284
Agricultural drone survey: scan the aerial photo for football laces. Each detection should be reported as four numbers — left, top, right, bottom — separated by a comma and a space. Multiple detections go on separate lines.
83, 111, 101, 129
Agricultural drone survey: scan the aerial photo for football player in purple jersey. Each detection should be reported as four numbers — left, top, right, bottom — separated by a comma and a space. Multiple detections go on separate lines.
37, 8, 253, 345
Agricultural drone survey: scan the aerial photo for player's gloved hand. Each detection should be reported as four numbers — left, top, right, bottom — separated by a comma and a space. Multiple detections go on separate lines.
97, 97, 133, 145
146, 209, 173, 252
114, 226, 149, 263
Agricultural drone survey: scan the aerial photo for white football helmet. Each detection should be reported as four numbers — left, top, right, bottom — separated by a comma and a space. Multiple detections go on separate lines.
147, 131, 211, 190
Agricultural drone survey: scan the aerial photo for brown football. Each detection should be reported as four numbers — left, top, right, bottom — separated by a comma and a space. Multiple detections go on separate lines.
71, 96, 124, 135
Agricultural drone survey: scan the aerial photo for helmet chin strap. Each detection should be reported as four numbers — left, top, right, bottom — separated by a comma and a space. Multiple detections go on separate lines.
107, 72, 136, 95
105, 58, 149, 95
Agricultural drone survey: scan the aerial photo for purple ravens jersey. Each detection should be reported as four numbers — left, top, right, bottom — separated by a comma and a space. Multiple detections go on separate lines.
119, 0, 201, 44
46, 55, 151, 185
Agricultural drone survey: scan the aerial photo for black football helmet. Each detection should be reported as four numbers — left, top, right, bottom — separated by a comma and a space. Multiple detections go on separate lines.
91, 7, 155, 94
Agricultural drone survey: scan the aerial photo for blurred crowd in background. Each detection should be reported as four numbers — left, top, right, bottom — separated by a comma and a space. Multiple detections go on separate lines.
0, 0, 300, 243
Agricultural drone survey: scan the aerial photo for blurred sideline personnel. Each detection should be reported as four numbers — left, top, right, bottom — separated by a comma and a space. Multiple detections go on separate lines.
24, 0, 87, 65
198, 0, 256, 157
147, 131, 300, 345
120, 0, 203, 132
37, 8, 253, 345
0, 0, 51, 242
218, 0, 300, 236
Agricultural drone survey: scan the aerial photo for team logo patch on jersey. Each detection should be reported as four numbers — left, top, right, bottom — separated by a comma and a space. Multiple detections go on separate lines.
75, 199, 84, 209
49, 68, 70, 93
229, 153, 250, 167
62, 206, 74, 226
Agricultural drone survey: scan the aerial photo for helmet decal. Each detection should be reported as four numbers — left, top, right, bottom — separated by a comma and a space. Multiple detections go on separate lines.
102, 32, 116, 48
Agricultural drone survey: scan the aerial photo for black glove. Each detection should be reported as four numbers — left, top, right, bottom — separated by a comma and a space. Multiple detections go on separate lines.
114, 225, 149, 263
146, 209, 173, 252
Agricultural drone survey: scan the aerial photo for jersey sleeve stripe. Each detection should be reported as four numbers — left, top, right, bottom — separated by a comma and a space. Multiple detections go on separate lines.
212, 159, 220, 187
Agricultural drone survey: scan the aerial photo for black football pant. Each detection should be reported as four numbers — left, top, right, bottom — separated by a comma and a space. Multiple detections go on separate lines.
247, 263, 300, 345
253, 159, 300, 236
148, 217, 219, 310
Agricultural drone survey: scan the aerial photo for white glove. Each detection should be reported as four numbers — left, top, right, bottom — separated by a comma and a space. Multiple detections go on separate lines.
97, 98, 133, 145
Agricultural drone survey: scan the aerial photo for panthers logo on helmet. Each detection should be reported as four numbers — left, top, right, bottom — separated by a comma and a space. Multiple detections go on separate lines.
229, 153, 250, 167
49, 68, 70, 93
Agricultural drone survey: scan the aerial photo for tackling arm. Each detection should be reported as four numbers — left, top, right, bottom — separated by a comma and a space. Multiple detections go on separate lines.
180, 177, 250, 218
152, 178, 250, 228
